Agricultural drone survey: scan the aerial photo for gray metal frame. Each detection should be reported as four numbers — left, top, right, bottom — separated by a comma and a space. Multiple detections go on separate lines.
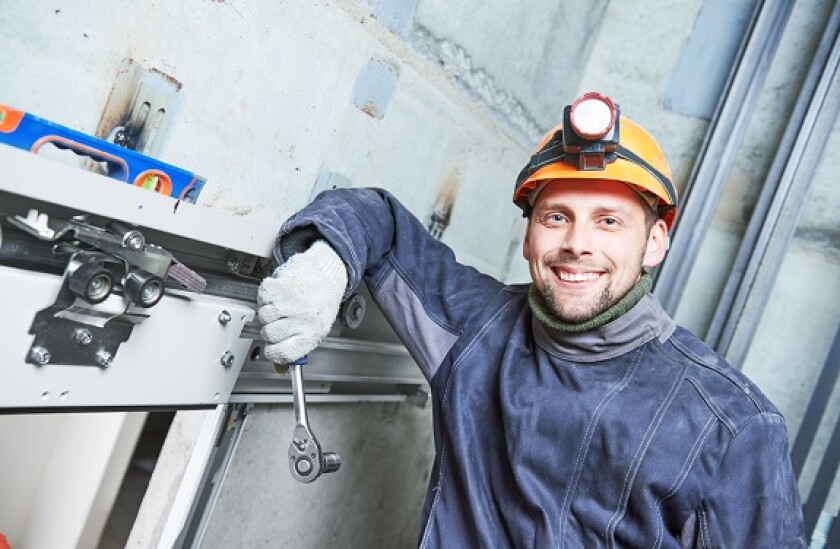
653, 0, 795, 313
706, 1, 840, 364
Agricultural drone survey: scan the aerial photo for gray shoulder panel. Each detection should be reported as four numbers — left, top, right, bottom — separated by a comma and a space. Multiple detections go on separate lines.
372, 269, 459, 381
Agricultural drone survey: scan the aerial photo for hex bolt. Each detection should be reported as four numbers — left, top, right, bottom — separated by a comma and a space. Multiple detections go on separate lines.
95, 349, 114, 368
218, 310, 232, 325
29, 346, 51, 366
73, 328, 93, 346
221, 351, 235, 368
225, 255, 240, 272
341, 294, 366, 329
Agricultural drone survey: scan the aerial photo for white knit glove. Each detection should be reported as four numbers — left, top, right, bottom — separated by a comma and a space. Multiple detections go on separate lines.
257, 240, 348, 364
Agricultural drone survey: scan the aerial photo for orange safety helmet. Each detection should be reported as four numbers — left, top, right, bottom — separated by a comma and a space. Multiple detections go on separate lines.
513, 92, 678, 229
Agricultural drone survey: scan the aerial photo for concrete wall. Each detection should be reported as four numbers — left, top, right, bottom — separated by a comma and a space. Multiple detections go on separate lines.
202, 403, 434, 548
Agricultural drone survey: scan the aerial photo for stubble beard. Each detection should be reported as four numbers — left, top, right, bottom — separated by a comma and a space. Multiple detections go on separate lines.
538, 249, 645, 324
540, 277, 614, 324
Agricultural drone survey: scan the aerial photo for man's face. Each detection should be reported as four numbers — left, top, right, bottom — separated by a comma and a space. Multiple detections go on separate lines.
523, 179, 669, 323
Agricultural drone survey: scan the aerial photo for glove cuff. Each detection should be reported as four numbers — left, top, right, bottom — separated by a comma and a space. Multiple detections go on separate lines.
303, 240, 349, 296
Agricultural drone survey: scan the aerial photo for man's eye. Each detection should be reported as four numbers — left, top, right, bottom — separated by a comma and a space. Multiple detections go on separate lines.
543, 214, 566, 225
600, 217, 620, 226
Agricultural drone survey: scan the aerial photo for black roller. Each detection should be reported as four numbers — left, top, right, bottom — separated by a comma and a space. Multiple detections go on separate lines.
124, 269, 165, 308
68, 263, 113, 304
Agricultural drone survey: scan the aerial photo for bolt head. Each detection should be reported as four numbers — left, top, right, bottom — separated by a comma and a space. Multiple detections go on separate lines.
218, 310, 232, 325
225, 256, 240, 271
220, 351, 235, 368
29, 346, 51, 365
95, 349, 113, 368
124, 233, 145, 251
73, 328, 93, 346
295, 457, 313, 475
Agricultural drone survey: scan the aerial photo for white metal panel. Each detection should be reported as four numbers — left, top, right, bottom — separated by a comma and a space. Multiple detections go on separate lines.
0, 264, 255, 408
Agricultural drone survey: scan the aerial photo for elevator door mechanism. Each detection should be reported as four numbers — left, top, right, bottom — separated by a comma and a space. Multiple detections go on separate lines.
8, 209, 207, 369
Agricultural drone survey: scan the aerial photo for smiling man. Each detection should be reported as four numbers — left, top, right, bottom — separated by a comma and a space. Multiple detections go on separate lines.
258, 93, 805, 547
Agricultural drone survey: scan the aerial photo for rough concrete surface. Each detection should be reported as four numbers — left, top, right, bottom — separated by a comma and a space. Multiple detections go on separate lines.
200, 402, 434, 548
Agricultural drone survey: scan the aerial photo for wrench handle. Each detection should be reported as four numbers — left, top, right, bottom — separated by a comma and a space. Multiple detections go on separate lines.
289, 362, 309, 429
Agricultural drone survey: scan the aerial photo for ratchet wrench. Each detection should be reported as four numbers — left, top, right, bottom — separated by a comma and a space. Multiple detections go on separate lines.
284, 356, 341, 483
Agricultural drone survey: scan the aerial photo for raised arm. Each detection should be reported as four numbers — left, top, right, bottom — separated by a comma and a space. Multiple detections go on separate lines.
262, 187, 505, 380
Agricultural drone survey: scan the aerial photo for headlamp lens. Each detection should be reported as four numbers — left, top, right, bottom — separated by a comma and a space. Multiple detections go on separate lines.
570, 92, 616, 140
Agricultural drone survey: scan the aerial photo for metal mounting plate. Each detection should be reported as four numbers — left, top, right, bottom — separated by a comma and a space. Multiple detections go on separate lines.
0, 264, 255, 409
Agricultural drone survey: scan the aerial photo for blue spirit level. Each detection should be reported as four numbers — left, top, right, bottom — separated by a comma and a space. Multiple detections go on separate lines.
0, 104, 205, 203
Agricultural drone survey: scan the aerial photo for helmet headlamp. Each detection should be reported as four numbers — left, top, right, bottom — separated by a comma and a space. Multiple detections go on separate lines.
569, 92, 617, 140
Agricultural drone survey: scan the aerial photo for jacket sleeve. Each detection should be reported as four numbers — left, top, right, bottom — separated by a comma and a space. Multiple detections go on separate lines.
685, 412, 805, 548
274, 187, 505, 381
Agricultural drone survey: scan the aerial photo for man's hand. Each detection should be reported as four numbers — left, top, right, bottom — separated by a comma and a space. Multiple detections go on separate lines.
257, 240, 348, 364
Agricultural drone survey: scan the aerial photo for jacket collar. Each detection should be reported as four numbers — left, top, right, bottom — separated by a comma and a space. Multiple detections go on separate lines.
531, 293, 676, 363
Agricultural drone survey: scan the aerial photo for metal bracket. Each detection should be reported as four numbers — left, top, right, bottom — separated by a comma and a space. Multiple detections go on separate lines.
108, 67, 181, 156
8, 209, 206, 293
24, 251, 147, 367
8, 209, 206, 367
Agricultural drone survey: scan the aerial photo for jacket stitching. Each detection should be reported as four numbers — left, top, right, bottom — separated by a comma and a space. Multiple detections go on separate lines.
653, 414, 716, 549
685, 376, 737, 436
605, 363, 688, 547
557, 347, 644, 548
419, 442, 447, 549
422, 296, 518, 546
441, 297, 519, 407
386, 253, 462, 336
669, 336, 765, 413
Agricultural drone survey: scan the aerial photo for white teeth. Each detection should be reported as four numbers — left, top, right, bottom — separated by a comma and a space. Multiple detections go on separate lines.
558, 271, 600, 282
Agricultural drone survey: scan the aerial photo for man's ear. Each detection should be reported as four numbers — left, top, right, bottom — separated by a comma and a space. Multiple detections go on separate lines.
523, 222, 531, 261
642, 219, 669, 268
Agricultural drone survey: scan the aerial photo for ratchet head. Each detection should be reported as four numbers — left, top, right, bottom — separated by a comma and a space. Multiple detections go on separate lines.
287, 424, 341, 483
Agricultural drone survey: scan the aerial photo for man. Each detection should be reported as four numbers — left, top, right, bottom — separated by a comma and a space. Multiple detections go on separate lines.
258, 92, 804, 547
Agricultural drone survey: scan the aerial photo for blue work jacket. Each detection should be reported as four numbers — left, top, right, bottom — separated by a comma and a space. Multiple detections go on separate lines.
277, 188, 804, 548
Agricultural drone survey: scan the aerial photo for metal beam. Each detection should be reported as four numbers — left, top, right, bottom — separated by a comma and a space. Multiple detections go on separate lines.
653, 0, 795, 314
713, 8, 840, 365
790, 323, 840, 477
707, 0, 840, 354
802, 410, 840, 539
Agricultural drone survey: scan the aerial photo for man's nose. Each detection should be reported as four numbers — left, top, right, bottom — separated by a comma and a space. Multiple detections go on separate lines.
560, 222, 593, 256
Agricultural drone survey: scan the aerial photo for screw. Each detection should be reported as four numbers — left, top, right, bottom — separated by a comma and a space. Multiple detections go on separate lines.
218, 310, 232, 325
225, 255, 240, 271
95, 349, 114, 368
349, 303, 363, 322
122, 231, 145, 251
220, 351, 235, 368
113, 128, 133, 148
73, 328, 93, 346
29, 346, 51, 365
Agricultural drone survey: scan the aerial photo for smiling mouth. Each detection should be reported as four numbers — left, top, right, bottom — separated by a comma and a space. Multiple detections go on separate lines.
551, 268, 604, 283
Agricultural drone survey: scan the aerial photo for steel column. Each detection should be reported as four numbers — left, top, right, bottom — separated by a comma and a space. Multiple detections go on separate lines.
712, 9, 840, 366
707, 1, 840, 354
653, 0, 795, 314
790, 324, 840, 477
